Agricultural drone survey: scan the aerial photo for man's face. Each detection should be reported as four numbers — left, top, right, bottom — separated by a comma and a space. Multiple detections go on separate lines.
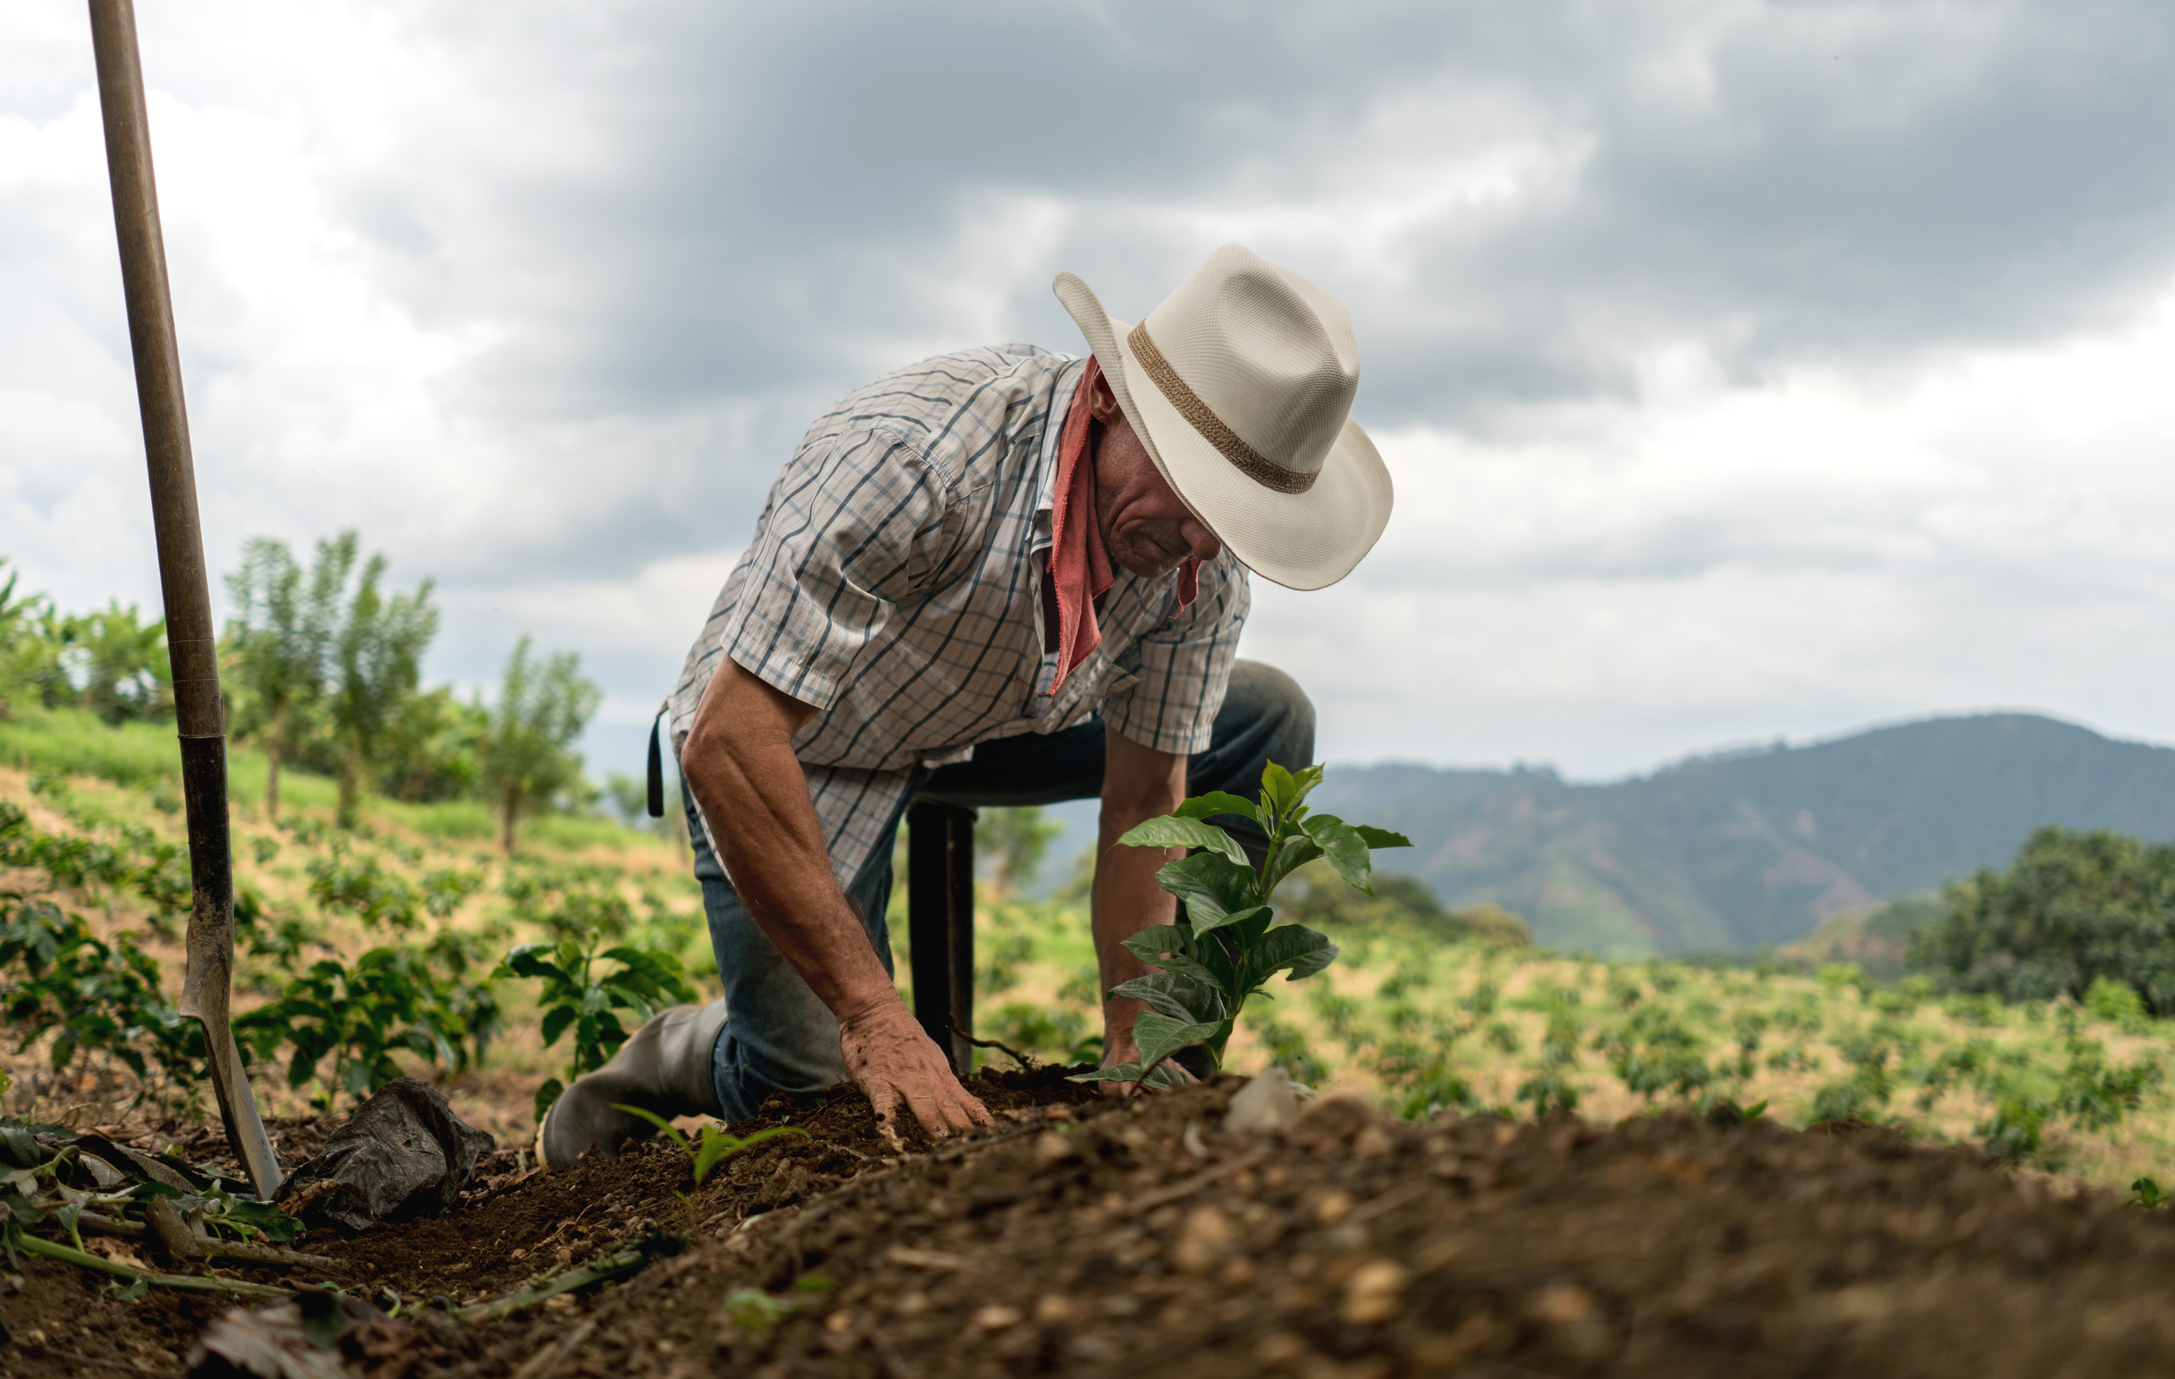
1088, 380, 1224, 579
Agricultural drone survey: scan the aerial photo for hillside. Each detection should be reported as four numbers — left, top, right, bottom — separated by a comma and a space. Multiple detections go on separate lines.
1310, 713, 2175, 958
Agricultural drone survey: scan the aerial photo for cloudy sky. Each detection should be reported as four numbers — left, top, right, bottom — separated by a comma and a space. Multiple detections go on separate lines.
8, 0, 2175, 784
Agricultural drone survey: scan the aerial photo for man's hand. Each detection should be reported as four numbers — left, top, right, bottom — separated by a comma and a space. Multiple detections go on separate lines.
684, 658, 992, 1138
839, 1000, 993, 1141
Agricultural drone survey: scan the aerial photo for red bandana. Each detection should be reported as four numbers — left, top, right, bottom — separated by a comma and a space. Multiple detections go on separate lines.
1047, 358, 1199, 697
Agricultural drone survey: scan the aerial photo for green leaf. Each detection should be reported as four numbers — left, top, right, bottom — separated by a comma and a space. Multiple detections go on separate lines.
1070, 1062, 1143, 1083
611, 1103, 691, 1155
1116, 816, 1247, 865
1174, 792, 1264, 826
1133, 1012, 1222, 1068
1300, 814, 1373, 897
1119, 925, 1189, 968
1108, 971, 1224, 1024
1260, 762, 1299, 815
1287, 764, 1325, 808
1353, 825, 1413, 850
1264, 837, 1323, 898
693, 1125, 809, 1186
1156, 852, 1259, 916
534, 1078, 565, 1124
1246, 923, 1340, 987
1193, 904, 1269, 939
1138, 1061, 1193, 1089
539, 1003, 577, 1049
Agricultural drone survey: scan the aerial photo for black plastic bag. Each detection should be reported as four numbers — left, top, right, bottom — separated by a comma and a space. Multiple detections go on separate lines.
273, 1079, 496, 1233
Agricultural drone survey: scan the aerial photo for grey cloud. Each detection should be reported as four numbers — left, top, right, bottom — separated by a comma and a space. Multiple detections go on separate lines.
335, 0, 2175, 453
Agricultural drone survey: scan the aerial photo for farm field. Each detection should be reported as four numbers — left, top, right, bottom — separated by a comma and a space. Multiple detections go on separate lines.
8, 708, 2175, 1375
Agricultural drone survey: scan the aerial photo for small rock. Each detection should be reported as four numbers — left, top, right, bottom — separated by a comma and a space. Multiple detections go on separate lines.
973, 1304, 1023, 1332
1032, 1132, 1075, 1166
1311, 1189, 1355, 1226
824, 1309, 855, 1334
1033, 1294, 1077, 1325
1340, 1259, 1410, 1325
1225, 1068, 1301, 1136
1255, 1330, 1309, 1364
1291, 1090, 1382, 1150
1172, 1206, 1236, 1274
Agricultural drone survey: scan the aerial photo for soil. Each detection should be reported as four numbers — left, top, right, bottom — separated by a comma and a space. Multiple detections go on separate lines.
8, 1069, 2175, 1379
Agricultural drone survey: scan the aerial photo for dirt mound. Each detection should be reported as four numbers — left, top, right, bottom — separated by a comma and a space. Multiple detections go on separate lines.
9, 1069, 2175, 1378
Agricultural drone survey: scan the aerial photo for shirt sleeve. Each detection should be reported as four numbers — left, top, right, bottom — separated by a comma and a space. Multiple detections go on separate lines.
718, 427, 958, 711
1100, 551, 1251, 756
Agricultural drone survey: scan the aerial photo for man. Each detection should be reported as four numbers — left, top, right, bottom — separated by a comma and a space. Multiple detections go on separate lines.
540, 244, 1391, 1163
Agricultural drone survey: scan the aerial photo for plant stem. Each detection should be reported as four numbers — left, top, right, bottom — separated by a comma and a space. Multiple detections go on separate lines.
12, 1233, 289, 1298
455, 1240, 673, 1321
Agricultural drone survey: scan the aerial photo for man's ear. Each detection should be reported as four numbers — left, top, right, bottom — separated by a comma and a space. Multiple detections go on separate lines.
1086, 371, 1122, 425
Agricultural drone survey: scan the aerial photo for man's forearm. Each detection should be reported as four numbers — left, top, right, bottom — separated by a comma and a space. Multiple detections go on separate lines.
681, 666, 898, 1023
1091, 724, 1189, 1052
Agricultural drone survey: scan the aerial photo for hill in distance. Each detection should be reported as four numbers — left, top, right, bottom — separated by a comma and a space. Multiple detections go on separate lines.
1309, 713, 2175, 959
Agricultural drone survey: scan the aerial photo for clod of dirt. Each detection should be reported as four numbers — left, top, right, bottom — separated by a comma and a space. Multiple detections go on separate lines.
1224, 1067, 1300, 1135
273, 1078, 496, 1233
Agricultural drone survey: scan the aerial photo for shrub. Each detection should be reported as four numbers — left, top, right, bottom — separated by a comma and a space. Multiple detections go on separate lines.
0, 892, 205, 1096
1910, 827, 2175, 1015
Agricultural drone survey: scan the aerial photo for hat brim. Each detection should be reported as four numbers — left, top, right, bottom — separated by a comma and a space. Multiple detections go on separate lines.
1054, 272, 1392, 591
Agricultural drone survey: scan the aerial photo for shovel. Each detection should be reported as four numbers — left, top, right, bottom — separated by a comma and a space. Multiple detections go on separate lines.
87, 0, 283, 1201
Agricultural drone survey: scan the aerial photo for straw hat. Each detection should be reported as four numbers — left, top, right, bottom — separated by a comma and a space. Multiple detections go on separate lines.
1054, 244, 1392, 591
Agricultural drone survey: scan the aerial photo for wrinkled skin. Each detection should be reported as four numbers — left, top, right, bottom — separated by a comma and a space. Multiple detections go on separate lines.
1086, 379, 1224, 577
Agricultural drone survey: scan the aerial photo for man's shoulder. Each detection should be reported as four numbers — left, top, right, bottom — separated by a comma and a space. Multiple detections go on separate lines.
812, 345, 1080, 466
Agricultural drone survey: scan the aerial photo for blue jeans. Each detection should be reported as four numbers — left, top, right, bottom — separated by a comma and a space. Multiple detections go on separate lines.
684, 660, 1315, 1121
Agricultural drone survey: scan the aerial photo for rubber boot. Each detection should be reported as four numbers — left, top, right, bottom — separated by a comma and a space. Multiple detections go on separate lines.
537, 998, 728, 1170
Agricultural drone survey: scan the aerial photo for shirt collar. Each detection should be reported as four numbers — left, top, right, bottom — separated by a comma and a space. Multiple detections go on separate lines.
1031, 356, 1089, 556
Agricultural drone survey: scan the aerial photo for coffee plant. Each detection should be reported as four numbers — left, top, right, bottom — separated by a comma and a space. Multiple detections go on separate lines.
496, 933, 698, 1122
1077, 762, 1409, 1088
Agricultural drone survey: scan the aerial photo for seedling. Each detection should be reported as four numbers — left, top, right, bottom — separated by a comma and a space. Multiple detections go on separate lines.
1075, 762, 1410, 1088
611, 1105, 809, 1187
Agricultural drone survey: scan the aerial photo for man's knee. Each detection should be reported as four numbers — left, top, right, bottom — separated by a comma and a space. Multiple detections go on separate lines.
1223, 660, 1316, 766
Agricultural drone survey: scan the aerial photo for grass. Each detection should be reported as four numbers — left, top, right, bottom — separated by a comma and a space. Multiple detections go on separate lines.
7, 707, 2174, 1194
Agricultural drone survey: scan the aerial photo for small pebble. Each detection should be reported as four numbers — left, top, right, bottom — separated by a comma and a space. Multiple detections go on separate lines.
974, 1304, 1024, 1331
1256, 1331, 1308, 1364
1312, 1189, 1356, 1226
1174, 1206, 1237, 1273
1033, 1294, 1077, 1325
1340, 1259, 1410, 1325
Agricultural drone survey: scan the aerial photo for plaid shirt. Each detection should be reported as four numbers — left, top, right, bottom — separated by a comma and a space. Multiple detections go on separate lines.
668, 345, 1250, 888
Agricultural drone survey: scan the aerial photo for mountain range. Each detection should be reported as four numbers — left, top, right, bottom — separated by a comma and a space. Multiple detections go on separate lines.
1304, 713, 2175, 958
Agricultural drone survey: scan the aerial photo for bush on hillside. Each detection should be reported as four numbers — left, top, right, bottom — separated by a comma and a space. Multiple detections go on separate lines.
1910, 826, 2175, 1016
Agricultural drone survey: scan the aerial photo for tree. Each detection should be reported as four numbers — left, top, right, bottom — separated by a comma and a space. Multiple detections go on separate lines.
0, 559, 44, 718
224, 536, 342, 818
1910, 826, 2175, 1016
976, 806, 1063, 900
321, 534, 439, 829
478, 637, 601, 854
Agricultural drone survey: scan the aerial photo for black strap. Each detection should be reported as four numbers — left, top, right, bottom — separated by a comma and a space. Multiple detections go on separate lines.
645, 708, 666, 818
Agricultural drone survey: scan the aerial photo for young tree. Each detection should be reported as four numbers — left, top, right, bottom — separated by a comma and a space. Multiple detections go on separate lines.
323, 535, 439, 828
224, 536, 341, 818
479, 636, 601, 854
0, 558, 44, 718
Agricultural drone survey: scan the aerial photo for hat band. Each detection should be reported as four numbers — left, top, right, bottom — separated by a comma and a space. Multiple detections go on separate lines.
1128, 323, 1318, 495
